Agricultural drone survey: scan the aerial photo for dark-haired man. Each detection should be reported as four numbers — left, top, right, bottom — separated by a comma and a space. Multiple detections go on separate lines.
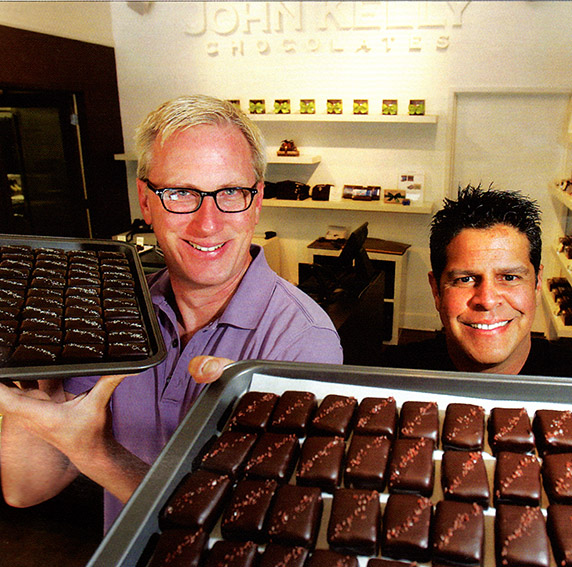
383, 185, 572, 376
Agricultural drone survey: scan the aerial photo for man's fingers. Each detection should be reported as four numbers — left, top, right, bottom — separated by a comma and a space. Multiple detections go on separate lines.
87, 374, 133, 407
189, 356, 234, 383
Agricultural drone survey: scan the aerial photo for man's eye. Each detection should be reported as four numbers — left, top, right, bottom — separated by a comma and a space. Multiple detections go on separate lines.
169, 189, 192, 200
503, 274, 519, 282
453, 276, 474, 285
222, 188, 239, 196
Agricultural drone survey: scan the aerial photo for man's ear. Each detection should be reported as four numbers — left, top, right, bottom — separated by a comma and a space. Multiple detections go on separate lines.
137, 179, 153, 226
428, 271, 441, 311
536, 264, 544, 295
253, 180, 264, 224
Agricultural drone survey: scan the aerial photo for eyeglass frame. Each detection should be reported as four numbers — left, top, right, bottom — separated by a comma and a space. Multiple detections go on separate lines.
144, 180, 259, 214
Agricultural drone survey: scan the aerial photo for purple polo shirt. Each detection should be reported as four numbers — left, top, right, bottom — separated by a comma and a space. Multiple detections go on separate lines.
65, 245, 342, 530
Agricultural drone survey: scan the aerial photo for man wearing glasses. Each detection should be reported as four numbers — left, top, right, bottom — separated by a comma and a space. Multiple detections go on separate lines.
0, 96, 342, 532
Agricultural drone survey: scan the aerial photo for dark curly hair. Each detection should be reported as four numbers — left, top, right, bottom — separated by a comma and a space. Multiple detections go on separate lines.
430, 184, 542, 285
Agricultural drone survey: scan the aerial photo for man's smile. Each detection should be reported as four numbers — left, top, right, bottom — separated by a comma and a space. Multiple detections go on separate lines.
464, 320, 511, 331
188, 241, 225, 252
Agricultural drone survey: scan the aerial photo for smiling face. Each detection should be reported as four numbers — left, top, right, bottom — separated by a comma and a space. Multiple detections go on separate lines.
137, 123, 263, 296
428, 225, 542, 374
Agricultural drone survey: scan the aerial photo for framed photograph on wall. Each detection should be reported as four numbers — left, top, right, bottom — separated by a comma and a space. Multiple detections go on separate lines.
398, 173, 424, 202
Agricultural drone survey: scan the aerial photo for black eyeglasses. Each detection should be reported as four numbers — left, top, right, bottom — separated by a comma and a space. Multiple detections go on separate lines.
145, 181, 259, 214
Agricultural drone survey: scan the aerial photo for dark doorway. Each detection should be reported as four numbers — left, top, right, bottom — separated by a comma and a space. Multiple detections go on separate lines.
0, 89, 91, 237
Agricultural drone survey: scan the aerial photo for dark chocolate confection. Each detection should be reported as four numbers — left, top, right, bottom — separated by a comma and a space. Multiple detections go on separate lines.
488, 407, 535, 455
398, 400, 439, 443
310, 394, 357, 438
18, 330, 62, 345
107, 341, 148, 358
0, 277, 27, 290
227, 391, 280, 432
63, 317, 104, 331
366, 561, 416, 567
20, 317, 61, 331
203, 540, 258, 567
61, 342, 105, 361
108, 329, 147, 345
102, 297, 137, 309
495, 504, 550, 567
494, 451, 541, 506
305, 550, 358, 567
101, 286, 136, 300
242, 431, 299, 482
105, 318, 144, 332
432, 500, 484, 566
160, 469, 232, 531
541, 452, 572, 504
199, 430, 258, 478
266, 484, 323, 548
327, 487, 380, 556
387, 437, 435, 497
147, 527, 207, 567
441, 450, 490, 508
381, 492, 432, 562
354, 396, 397, 438
26, 295, 64, 309
65, 304, 102, 318
269, 390, 317, 436
344, 434, 391, 491
0, 320, 18, 334
442, 403, 485, 451
0, 332, 17, 349
0, 305, 20, 319
533, 409, 572, 454
104, 306, 141, 319
0, 345, 12, 364
64, 329, 106, 345
296, 435, 345, 492
65, 295, 100, 308
10, 344, 61, 364
22, 305, 63, 319
220, 478, 278, 542
66, 285, 100, 298
31, 276, 65, 288
547, 503, 572, 567
259, 544, 308, 567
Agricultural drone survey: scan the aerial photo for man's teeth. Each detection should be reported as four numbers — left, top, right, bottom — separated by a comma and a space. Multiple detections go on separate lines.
470, 321, 509, 330
190, 242, 224, 252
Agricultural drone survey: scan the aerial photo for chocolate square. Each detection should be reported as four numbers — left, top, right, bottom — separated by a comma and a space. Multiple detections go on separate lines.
354, 397, 397, 438
387, 437, 435, 497
327, 487, 380, 556
259, 544, 308, 567
547, 503, 572, 567
381, 493, 432, 562
541, 452, 572, 504
432, 500, 484, 566
488, 407, 535, 454
147, 527, 207, 567
203, 540, 258, 567
242, 431, 299, 482
266, 484, 323, 548
269, 390, 317, 436
227, 391, 280, 432
442, 403, 485, 451
199, 430, 257, 478
398, 400, 439, 443
344, 434, 391, 491
310, 394, 357, 438
441, 450, 490, 508
296, 436, 345, 492
533, 409, 572, 455
305, 550, 358, 567
494, 451, 541, 506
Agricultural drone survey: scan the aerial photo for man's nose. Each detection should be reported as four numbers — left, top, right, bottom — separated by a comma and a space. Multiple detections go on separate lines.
471, 278, 501, 310
191, 195, 223, 232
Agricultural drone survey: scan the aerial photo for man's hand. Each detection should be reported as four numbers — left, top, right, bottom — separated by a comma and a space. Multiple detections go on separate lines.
189, 356, 234, 383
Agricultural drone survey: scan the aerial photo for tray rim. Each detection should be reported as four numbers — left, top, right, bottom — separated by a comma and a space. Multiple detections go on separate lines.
0, 233, 167, 380
87, 360, 572, 567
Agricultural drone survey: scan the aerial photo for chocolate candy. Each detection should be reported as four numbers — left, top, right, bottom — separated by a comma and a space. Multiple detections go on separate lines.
488, 407, 535, 454
432, 500, 484, 566
441, 450, 490, 508
160, 469, 232, 531
344, 435, 391, 491
398, 400, 439, 443
310, 394, 357, 438
305, 550, 358, 567
227, 391, 279, 432
269, 390, 317, 436
387, 437, 435, 497
495, 504, 550, 567
266, 484, 323, 549
199, 430, 257, 479
381, 493, 432, 562
354, 397, 397, 438
442, 403, 485, 451
533, 409, 572, 455
494, 451, 541, 506
547, 503, 572, 567
296, 436, 345, 492
242, 432, 299, 482
541, 452, 572, 504
259, 544, 308, 567
147, 528, 207, 567
327, 487, 380, 556
203, 540, 258, 567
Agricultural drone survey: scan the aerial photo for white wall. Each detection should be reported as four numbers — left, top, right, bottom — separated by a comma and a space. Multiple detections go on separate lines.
0, 1, 114, 46
15, 0, 562, 333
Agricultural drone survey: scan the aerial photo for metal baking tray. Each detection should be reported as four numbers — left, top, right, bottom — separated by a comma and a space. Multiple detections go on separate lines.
86, 361, 572, 567
0, 234, 166, 380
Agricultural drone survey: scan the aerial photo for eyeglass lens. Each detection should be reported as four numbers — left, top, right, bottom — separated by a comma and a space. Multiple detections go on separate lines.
163, 187, 254, 213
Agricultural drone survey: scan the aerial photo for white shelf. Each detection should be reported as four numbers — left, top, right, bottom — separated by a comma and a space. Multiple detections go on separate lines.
267, 152, 321, 165
552, 242, 572, 286
252, 113, 438, 124
262, 198, 433, 214
541, 284, 572, 338
115, 153, 137, 161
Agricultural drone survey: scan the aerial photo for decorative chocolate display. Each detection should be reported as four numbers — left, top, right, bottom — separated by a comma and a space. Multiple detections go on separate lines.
441, 450, 490, 508
432, 500, 484, 566
494, 451, 542, 506
381, 493, 432, 562
488, 407, 535, 454
327, 487, 380, 556
296, 435, 345, 492
442, 403, 485, 451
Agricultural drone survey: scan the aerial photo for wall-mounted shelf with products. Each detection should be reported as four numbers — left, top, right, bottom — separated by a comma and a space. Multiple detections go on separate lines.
267, 152, 321, 165
262, 198, 434, 214
251, 114, 438, 124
